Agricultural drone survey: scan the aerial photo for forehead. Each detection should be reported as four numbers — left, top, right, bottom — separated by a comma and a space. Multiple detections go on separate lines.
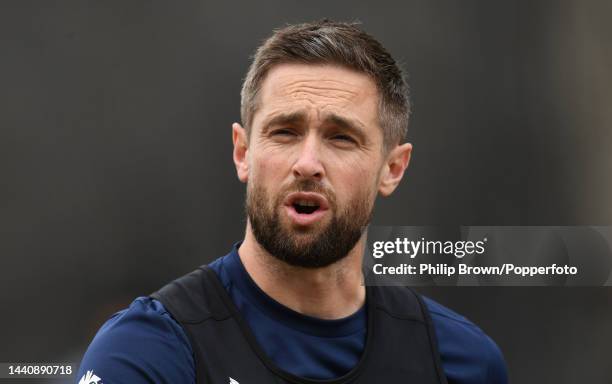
253, 63, 380, 130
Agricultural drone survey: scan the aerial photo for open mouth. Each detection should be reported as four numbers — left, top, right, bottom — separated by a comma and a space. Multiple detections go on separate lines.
284, 192, 330, 225
292, 200, 320, 214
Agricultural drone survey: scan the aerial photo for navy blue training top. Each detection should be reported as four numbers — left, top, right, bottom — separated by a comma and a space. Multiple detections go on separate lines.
77, 243, 508, 384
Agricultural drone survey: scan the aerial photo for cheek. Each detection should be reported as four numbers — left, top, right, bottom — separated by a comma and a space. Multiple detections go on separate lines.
333, 162, 379, 203
325, 145, 381, 182
250, 152, 286, 185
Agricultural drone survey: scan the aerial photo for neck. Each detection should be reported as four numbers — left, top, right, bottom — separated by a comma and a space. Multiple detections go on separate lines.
238, 222, 366, 320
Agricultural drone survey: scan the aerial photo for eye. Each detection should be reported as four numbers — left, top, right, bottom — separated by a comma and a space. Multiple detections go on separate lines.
267, 128, 300, 143
330, 134, 357, 144
271, 128, 297, 137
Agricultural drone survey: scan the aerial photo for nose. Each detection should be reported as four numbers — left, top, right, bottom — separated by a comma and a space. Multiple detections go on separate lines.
291, 134, 325, 181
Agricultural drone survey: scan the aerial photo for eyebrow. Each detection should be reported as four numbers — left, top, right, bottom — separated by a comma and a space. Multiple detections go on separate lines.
322, 113, 367, 140
261, 110, 368, 141
261, 111, 307, 134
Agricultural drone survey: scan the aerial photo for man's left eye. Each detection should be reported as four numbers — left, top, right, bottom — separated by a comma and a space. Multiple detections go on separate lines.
331, 135, 356, 143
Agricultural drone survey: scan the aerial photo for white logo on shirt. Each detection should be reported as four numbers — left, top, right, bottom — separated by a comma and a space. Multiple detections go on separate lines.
78, 370, 102, 384
229, 377, 239, 384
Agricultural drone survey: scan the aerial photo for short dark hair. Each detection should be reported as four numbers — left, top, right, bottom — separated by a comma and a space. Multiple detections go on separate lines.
240, 19, 411, 152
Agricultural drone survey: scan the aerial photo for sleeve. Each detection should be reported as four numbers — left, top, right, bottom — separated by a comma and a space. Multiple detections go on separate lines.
76, 297, 196, 384
482, 334, 508, 384
422, 296, 509, 384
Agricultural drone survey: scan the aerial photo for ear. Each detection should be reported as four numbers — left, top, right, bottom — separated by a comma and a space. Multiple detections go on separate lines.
378, 142, 412, 197
232, 122, 249, 183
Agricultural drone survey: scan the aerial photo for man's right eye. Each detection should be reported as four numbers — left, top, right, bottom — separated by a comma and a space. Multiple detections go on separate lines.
271, 129, 296, 136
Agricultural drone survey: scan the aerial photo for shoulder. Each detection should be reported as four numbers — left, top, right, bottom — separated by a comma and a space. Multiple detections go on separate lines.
421, 296, 508, 384
76, 296, 195, 384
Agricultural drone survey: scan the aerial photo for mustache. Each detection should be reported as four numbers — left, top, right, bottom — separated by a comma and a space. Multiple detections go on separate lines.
289, 179, 326, 193
279, 179, 336, 205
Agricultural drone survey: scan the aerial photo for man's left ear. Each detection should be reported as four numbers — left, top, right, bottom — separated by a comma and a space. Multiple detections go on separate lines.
378, 142, 413, 197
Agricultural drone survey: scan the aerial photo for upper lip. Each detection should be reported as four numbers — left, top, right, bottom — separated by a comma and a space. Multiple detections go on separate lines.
284, 192, 330, 210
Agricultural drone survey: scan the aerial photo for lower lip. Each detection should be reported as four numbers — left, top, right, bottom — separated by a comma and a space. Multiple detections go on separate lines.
284, 205, 329, 226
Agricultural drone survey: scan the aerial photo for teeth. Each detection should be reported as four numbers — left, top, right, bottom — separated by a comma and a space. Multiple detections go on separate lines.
295, 199, 318, 207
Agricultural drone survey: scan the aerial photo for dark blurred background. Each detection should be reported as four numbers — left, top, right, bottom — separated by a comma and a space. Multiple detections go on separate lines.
1, 1, 611, 383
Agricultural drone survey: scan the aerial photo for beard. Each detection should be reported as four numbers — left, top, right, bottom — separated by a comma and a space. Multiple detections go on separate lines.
246, 178, 374, 268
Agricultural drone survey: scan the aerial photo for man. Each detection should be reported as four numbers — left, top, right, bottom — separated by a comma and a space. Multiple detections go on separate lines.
77, 20, 507, 384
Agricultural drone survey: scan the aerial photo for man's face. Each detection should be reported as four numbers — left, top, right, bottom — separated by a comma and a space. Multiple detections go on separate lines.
237, 63, 392, 268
